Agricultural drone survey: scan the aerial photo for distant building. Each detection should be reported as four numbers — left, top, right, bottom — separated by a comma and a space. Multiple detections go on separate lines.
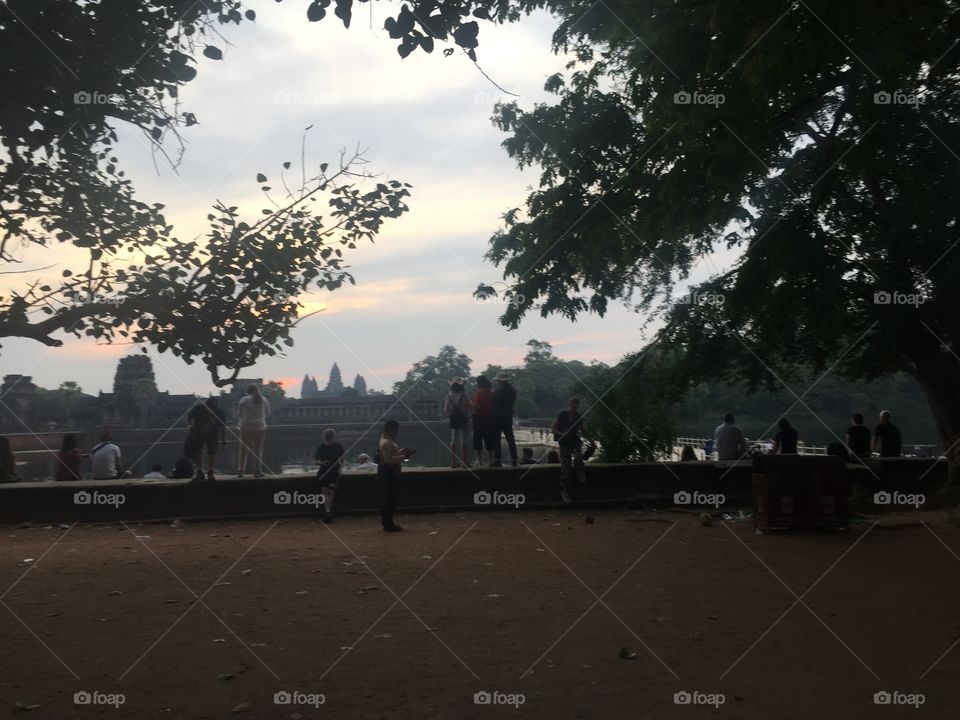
354, 374, 367, 396
324, 362, 344, 396
301, 374, 320, 398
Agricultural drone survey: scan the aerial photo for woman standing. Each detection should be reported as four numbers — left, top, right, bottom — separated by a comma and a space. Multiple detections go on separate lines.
443, 378, 472, 468
471, 375, 497, 467
236, 384, 271, 478
55, 434, 83, 481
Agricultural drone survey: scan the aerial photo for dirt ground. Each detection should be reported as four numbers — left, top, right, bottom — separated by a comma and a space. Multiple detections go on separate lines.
0, 509, 958, 719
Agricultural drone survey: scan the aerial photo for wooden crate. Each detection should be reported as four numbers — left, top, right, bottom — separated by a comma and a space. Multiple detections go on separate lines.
753, 455, 849, 531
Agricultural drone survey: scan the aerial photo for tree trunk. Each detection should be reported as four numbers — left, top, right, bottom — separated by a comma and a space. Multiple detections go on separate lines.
914, 354, 960, 491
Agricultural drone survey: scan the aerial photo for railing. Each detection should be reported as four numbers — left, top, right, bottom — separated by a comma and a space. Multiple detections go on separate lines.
673, 436, 828, 461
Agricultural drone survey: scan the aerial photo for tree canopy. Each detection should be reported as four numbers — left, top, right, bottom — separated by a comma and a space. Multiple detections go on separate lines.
393, 345, 473, 402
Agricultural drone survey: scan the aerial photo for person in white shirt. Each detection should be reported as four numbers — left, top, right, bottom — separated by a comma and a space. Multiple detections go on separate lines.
89, 428, 127, 480
236, 384, 271, 478
352, 453, 378, 472
713, 413, 748, 461
143, 464, 166, 480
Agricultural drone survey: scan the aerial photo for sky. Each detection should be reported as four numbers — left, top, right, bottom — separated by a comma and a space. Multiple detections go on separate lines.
3, 1, 721, 398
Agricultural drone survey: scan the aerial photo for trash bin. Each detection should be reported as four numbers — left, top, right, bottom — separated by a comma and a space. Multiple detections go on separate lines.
753, 455, 849, 531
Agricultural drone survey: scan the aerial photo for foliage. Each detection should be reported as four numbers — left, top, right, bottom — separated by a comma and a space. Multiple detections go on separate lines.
1, 2, 410, 386
393, 345, 472, 403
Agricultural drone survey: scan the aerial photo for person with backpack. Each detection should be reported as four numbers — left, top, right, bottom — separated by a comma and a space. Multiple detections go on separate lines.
315, 428, 344, 523
186, 397, 227, 482
89, 428, 128, 480
443, 378, 472, 468
471, 375, 497, 467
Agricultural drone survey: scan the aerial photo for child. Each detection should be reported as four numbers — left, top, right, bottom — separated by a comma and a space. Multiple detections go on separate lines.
315, 428, 344, 523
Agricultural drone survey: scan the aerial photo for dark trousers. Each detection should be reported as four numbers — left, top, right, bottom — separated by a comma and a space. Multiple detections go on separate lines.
379, 464, 399, 528
493, 415, 517, 463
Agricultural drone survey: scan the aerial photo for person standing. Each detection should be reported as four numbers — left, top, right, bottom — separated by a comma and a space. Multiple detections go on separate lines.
873, 410, 903, 457
772, 418, 799, 454
845, 413, 872, 460
443, 378, 472, 468
89, 428, 127, 480
378, 420, 411, 532
0, 436, 17, 483
551, 397, 587, 504
55, 434, 84, 482
187, 397, 227, 481
471, 375, 497, 467
237, 384, 271, 478
713, 413, 748, 461
492, 372, 518, 467
315, 428, 344, 523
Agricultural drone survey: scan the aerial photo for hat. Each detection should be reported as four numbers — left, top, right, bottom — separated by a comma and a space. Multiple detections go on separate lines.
449, 377, 464, 386
494, 372, 510, 382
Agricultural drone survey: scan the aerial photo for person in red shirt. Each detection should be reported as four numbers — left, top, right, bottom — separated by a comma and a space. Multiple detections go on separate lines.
55, 433, 84, 482
472, 375, 497, 467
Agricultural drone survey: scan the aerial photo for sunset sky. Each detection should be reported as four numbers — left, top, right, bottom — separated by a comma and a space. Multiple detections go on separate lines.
4, 1, 720, 398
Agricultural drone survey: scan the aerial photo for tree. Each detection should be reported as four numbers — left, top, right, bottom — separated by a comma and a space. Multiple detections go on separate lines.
393, 345, 472, 402
476, 1, 960, 476
260, 380, 286, 407
1, 2, 410, 386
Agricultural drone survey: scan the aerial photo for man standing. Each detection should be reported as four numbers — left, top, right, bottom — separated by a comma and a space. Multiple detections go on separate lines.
551, 397, 587, 504
186, 397, 227, 481
492, 372, 518, 467
713, 413, 748, 461
873, 410, 903, 457
378, 420, 412, 532
89, 428, 128, 480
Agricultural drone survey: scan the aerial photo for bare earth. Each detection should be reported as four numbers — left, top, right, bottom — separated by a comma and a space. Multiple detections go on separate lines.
1, 509, 958, 719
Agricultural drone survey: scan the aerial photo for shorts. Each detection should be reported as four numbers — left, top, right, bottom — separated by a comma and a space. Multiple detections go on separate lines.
185, 431, 218, 456
472, 415, 497, 451
317, 462, 341, 489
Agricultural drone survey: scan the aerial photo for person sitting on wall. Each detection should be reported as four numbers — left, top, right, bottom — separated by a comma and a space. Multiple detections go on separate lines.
520, 447, 537, 465
873, 410, 903, 458
713, 413, 748, 461
89, 428, 130, 480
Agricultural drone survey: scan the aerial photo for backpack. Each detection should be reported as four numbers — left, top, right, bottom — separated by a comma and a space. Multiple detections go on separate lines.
449, 394, 467, 429
172, 457, 194, 479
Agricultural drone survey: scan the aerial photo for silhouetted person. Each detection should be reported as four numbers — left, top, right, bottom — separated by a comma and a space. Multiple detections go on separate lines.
680, 445, 697, 461
444, 377, 472, 467
0, 436, 17, 483
546, 449, 560, 464
714, 413, 747, 461
772, 418, 798, 454
143, 464, 166, 480
845, 413, 872, 460
472, 375, 497, 467
520, 447, 537, 465
315, 428, 343, 523
378, 420, 411, 532
492, 372, 518, 467
187, 397, 226, 481
552, 397, 587, 503
55, 433, 83, 482
873, 410, 902, 457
